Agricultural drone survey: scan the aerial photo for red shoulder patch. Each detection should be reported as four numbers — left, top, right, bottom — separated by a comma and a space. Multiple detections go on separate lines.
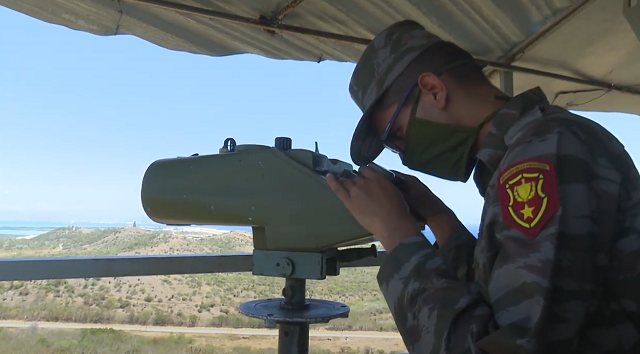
496, 159, 559, 239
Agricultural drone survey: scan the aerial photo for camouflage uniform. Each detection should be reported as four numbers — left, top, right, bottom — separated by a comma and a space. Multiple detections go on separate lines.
349, 20, 640, 353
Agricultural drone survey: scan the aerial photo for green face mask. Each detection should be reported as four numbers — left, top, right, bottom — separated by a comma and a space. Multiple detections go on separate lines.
401, 97, 496, 182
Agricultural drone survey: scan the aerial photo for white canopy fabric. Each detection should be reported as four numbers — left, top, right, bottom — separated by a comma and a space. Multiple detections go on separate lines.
2, 0, 640, 116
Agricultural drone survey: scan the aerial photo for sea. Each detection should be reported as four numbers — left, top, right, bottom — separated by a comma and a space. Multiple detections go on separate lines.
0, 221, 251, 238
0, 220, 478, 241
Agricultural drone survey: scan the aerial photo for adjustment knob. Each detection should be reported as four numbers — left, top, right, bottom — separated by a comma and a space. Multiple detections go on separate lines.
274, 137, 292, 151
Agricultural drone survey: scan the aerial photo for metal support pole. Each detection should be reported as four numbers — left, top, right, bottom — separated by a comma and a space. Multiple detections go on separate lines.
500, 70, 514, 97
239, 252, 350, 353
279, 278, 309, 354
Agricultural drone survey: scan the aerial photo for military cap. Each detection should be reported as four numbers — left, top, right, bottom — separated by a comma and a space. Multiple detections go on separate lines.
349, 20, 445, 166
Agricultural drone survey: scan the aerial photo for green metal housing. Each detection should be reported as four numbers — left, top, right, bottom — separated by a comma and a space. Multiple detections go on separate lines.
140, 144, 376, 251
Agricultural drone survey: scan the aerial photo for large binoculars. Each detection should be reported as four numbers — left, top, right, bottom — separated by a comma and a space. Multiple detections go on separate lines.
141, 137, 422, 251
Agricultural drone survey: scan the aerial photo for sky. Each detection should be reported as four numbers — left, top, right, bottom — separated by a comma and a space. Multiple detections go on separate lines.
1, 7, 640, 227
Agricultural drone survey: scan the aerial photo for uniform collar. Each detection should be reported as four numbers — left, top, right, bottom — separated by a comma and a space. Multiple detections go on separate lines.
472, 87, 550, 197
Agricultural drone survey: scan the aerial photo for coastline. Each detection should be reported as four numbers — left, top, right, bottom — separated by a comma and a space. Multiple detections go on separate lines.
0, 222, 250, 238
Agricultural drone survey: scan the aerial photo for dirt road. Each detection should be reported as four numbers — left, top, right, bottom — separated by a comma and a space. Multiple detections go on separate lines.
0, 320, 402, 339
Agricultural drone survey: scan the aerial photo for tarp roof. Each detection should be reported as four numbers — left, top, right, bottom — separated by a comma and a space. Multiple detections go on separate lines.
2, 0, 640, 116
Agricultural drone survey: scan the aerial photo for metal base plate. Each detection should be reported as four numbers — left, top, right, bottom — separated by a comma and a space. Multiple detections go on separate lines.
239, 298, 350, 324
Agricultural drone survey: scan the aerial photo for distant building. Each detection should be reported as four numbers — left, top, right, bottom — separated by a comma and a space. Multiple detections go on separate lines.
133, 221, 137, 227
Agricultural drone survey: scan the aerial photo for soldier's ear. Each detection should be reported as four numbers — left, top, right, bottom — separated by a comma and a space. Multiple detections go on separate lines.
417, 73, 447, 110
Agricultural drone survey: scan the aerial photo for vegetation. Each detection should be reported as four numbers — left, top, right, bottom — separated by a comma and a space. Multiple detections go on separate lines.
0, 227, 396, 332
1, 327, 407, 354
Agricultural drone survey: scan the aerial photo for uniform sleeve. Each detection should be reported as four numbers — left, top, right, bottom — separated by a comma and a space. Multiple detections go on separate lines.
376, 125, 619, 354
434, 218, 476, 282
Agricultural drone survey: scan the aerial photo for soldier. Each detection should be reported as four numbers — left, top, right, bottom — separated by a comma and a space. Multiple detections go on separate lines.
326, 20, 640, 353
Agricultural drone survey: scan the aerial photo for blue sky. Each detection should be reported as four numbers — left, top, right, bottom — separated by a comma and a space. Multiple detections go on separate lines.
1, 7, 640, 227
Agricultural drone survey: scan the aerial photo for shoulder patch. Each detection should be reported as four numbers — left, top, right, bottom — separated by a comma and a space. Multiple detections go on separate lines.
496, 159, 559, 239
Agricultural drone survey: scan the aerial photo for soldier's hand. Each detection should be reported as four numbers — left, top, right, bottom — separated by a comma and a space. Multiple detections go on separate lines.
391, 170, 451, 222
391, 171, 459, 246
326, 166, 422, 252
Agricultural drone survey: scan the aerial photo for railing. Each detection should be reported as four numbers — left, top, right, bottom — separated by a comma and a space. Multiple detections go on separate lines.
0, 251, 404, 354
0, 251, 387, 281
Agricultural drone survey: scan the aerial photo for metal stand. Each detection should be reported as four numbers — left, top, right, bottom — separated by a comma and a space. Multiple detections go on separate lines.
239, 246, 378, 354
240, 278, 349, 354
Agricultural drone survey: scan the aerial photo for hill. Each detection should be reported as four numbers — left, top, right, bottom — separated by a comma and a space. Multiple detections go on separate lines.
0, 227, 393, 332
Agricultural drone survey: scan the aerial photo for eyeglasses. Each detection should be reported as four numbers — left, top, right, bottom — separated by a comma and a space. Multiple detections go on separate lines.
377, 61, 475, 155
379, 82, 418, 155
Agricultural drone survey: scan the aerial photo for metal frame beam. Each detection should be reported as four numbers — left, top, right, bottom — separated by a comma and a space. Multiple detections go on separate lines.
124, 0, 370, 45
0, 251, 387, 282
477, 60, 640, 95
499, 70, 514, 96
484, 0, 595, 78
272, 0, 308, 24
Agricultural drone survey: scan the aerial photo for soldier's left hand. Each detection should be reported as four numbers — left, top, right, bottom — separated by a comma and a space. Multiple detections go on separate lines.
327, 166, 422, 251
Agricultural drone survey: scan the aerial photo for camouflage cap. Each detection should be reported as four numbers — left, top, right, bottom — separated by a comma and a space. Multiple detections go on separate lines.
349, 20, 444, 166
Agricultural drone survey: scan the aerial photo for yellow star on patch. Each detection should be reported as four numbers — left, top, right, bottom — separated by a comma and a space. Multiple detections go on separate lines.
520, 204, 535, 220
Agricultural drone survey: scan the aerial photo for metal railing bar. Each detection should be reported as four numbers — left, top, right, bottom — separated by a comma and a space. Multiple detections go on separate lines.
0, 251, 387, 281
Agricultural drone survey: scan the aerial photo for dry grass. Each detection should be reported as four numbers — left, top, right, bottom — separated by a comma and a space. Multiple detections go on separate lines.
1, 326, 408, 354
0, 227, 397, 333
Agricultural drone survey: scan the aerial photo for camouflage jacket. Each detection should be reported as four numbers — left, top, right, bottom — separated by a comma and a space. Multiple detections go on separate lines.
377, 87, 640, 354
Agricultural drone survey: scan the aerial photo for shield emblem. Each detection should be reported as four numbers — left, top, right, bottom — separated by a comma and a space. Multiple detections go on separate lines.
497, 159, 559, 239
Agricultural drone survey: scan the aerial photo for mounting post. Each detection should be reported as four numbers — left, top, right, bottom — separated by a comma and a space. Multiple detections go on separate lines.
500, 70, 514, 97
239, 246, 378, 353
278, 278, 310, 354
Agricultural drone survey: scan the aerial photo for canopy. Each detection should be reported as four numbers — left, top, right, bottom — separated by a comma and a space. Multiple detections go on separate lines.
3, 0, 640, 116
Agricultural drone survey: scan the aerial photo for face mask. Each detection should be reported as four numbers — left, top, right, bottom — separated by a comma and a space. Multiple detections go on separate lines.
400, 96, 496, 182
